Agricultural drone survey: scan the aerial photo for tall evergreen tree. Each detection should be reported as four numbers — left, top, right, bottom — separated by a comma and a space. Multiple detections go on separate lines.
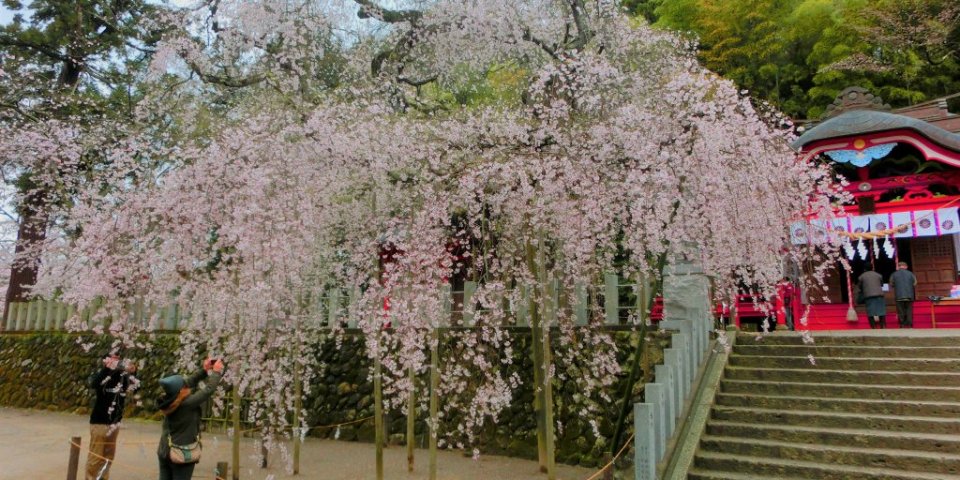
0, 0, 161, 317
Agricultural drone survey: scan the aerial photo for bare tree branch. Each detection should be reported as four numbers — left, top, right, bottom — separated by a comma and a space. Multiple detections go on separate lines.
354, 0, 423, 24
398, 75, 437, 87
183, 57, 267, 88
522, 28, 560, 60
0, 36, 72, 63
566, 0, 593, 50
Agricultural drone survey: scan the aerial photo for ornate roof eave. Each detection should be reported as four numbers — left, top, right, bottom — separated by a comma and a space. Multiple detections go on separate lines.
791, 110, 960, 167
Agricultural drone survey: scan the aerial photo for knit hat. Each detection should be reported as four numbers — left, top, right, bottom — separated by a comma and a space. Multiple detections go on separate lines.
157, 374, 185, 410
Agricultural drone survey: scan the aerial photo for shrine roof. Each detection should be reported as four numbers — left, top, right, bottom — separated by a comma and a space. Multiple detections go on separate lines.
791, 110, 960, 153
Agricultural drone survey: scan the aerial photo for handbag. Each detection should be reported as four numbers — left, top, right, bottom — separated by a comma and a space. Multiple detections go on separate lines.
168, 434, 202, 464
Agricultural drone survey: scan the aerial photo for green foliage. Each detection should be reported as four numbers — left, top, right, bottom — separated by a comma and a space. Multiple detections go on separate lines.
648, 0, 960, 119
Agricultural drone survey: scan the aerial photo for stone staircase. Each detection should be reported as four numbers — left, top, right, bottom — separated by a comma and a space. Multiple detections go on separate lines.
687, 331, 960, 480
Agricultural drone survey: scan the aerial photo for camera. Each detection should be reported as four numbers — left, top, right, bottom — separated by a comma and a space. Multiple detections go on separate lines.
117, 358, 137, 372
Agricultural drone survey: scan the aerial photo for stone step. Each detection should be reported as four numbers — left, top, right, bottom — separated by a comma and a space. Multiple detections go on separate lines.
706, 420, 960, 455
687, 468, 805, 480
721, 378, 960, 401
715, 392, 960, 417
694, 450, 960, 480
736, 333, 960, 347
724, 366, 960, 386
712, 405, 960, 435
728, 354, 960, 372
734, 344, 960, 358
699, 435, 960, 475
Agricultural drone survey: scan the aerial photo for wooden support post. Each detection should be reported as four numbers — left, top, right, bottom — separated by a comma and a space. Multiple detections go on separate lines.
59, 303, 71, 330
216, 461, 229, 480
612, 269, 658, 458
259, 438, 268, 468
5, 302, 18, 330
172, 303, 180, 330
604, 273, 619, 325
232, 386, 241, 480
374, 353, 384, 480
462, 281, 477, 325
293, 343, 302, 475
530, 306, 547, 473
406, 365, 416, 472
26, 301, 36, 330
16, 301, 27, 330
328, 290, 340, 327
43, 300, 55, 331
429, 327, 439, 480
66, 436, 81, 480
541, 278, 557, 480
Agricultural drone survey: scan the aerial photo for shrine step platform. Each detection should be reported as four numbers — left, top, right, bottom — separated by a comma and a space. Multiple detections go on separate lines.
686, 330, 960, 479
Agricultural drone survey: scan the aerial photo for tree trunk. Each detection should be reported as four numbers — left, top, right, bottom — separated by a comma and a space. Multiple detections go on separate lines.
3, 189, 49, 323
2, 49, 82, 326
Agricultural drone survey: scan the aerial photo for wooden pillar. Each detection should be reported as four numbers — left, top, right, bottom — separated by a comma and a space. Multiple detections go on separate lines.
293, 354, 302, 475
429, 327, 439, 480
374, 352, 384, 480
66, 436, 81, 480
530, 301, 547, 473
5, 302, 18, 330
259, 439, 268, 468
232, 385, 241, 480
540, 277, 557, 480
216, 461, 229, 480
406, 366, 416, 472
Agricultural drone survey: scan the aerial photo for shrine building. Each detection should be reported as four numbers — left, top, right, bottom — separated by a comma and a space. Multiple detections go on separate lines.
790, 87, 960, 330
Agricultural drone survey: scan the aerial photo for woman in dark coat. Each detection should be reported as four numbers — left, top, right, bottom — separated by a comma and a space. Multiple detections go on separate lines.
156, 358, 223, 480
858, 268, 886, 329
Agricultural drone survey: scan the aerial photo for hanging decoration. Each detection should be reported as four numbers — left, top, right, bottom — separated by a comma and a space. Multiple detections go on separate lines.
856, 238, 868, 260
882, 235, 895, 259
824, 143, 897, 167
842, 237, 856, 260
843, 260, 858, 323
872, 236, 881, 259
794, 200, 960, 246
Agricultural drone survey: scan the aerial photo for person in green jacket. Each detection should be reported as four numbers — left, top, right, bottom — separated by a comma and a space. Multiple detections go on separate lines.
156, 358, 223, 480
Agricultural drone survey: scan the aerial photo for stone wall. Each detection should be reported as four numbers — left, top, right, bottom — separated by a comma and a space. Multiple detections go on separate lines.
0, 329, 668, 467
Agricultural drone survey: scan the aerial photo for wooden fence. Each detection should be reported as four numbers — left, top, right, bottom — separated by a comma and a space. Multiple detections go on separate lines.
2, 274, 648, 332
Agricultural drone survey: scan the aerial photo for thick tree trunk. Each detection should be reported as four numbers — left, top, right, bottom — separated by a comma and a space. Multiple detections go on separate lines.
3, 189, 49, 323
1, 49, 81, 327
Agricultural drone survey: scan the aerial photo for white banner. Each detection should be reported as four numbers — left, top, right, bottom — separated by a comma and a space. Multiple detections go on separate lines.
938, 207, 960, 235
791, 206, 960, 244
891, 211, 914, 237
914, 209, 937, 237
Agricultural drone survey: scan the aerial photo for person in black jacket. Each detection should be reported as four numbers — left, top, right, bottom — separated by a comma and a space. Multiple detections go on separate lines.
156, 358, 223, 480
86, 352, 139, 480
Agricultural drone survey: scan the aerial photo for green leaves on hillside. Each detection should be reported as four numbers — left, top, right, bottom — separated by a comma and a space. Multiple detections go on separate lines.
639, 0, 960, 119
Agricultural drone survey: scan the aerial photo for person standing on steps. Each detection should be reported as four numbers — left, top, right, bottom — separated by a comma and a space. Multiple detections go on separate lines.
156, 357, 224, 480
87, 351, 139, 480
858, 267, 886, 329
890, 261, 917, 328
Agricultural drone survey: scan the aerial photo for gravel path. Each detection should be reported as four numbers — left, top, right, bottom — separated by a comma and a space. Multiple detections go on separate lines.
0, 407, 595, 480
